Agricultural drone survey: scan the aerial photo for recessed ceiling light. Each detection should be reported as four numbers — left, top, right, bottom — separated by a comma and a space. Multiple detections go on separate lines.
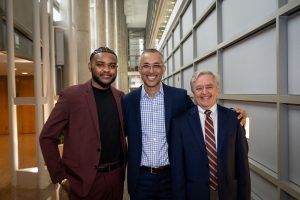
21, 72, 28, 75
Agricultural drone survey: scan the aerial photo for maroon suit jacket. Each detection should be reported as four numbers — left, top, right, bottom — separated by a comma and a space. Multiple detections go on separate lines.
39, 80, 127, 197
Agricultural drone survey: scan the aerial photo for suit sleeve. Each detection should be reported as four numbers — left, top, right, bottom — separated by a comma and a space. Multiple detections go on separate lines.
39, 91, 69, 184
171, 117, 186, 200
185, 94, 195, 110
236, 122, 251, 200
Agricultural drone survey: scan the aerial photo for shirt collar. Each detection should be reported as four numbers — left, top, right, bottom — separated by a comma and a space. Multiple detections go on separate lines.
141, 82, 164, 98
197, 103, 217, 115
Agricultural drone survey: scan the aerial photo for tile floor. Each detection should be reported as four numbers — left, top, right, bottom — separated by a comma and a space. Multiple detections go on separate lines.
0, 134, 129, 200
0, 184, 68, 200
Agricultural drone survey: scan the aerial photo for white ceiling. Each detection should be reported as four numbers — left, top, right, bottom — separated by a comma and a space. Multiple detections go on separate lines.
124, 0, 148, 28
0, 52, 33, 76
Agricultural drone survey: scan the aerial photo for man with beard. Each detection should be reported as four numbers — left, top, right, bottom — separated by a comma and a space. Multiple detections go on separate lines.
39, 47, 127, 200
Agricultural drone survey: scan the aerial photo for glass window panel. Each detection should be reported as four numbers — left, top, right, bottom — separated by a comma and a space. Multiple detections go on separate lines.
183, 66, 194, 91
196, 55, 217, 72
182, 2, 193, 38
250, 171, 278, 200
163, 46, 167, 61
164, 61, 168, 76
182, 35, 193, 66
174, 48, 181, 71
53, 7, 62, 21
168, 76, 174, 87
168, 57, 173, 75
195, 0, 214, 21
196, 10, 217, 57
174, 72, 181, 88
289, 105, 300, 186
224, 101, 278, 173
168, 36, 173, 53
223, 27, 276, 94
173, 23, 180, 48
222, 0, 277, 42
288, 11, 300, 95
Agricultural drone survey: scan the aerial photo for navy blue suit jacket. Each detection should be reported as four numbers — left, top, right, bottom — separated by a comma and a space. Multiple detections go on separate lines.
122, 83, 194, 195
171, 105, 250, 200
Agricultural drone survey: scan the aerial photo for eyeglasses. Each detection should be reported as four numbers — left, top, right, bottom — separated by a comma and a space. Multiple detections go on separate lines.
95, 62, 118, 70
141, 63, 163, 69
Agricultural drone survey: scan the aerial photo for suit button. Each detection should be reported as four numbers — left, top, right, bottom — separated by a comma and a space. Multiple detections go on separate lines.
97, 148, 101, 152
94, 165, 98, 169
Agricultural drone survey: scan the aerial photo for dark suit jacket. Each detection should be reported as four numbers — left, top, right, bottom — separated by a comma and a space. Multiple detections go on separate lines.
122, 83, 194, 195
171, 105, 250, 200
39, 80, 127, 197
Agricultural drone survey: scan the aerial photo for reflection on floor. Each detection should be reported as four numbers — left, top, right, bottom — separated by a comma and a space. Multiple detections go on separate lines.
0, 184, 68, 200
0, 134, 129, 200
0, 134, 10, 189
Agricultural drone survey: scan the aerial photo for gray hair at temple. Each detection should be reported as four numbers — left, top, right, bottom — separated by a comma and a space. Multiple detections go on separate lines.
190, 70, 220, 92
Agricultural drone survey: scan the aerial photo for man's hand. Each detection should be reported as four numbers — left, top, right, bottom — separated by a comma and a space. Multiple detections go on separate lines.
60, 178, 71, 197
234, 107, 247, 127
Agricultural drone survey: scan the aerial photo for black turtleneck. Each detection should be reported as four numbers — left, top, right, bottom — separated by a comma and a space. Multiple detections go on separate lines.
92, 87, 121, 164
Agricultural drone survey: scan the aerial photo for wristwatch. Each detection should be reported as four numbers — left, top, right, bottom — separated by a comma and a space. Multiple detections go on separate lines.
60, 178, 68, 185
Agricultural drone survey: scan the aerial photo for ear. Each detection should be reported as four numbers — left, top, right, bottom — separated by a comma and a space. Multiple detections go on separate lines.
162, 64, 166, 73
88, 63, 92, 72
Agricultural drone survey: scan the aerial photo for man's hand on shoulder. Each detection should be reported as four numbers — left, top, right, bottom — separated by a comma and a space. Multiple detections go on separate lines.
233, 107, 247, 127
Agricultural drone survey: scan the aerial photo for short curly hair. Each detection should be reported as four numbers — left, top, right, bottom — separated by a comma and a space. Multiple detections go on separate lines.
89, 47, 117, 62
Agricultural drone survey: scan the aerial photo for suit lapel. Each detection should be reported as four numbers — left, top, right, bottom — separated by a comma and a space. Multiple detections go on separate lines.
85, 80, 100, 139
111, 87, 125, 135
188, 107, 207, 156
163, 84, 172, 137
132, 87, 143, 146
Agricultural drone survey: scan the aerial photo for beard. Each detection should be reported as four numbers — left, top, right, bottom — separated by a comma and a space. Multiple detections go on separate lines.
92, 72, 117, 89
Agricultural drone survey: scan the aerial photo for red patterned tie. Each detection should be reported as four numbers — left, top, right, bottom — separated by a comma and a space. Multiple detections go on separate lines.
204, 110, 218, 190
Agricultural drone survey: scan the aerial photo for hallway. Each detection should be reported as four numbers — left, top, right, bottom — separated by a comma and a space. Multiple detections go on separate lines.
0, 134, 66, 199
0, 184, 67, 200
0, 134, 129, 199
0, 133, 37, 188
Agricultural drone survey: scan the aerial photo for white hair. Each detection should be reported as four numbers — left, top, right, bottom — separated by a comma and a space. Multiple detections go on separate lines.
190, 70, 220, 92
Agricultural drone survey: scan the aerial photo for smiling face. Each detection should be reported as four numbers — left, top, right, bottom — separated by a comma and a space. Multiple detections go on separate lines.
139, 51, 166, 96
88, 52, 118, 89
192, 73, 219, 110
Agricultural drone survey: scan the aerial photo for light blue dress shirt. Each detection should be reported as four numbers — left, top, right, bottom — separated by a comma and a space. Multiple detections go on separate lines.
140, 83, 169, 167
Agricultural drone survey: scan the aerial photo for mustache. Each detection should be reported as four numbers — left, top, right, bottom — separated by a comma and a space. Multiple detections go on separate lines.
92, 73, 116, 88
